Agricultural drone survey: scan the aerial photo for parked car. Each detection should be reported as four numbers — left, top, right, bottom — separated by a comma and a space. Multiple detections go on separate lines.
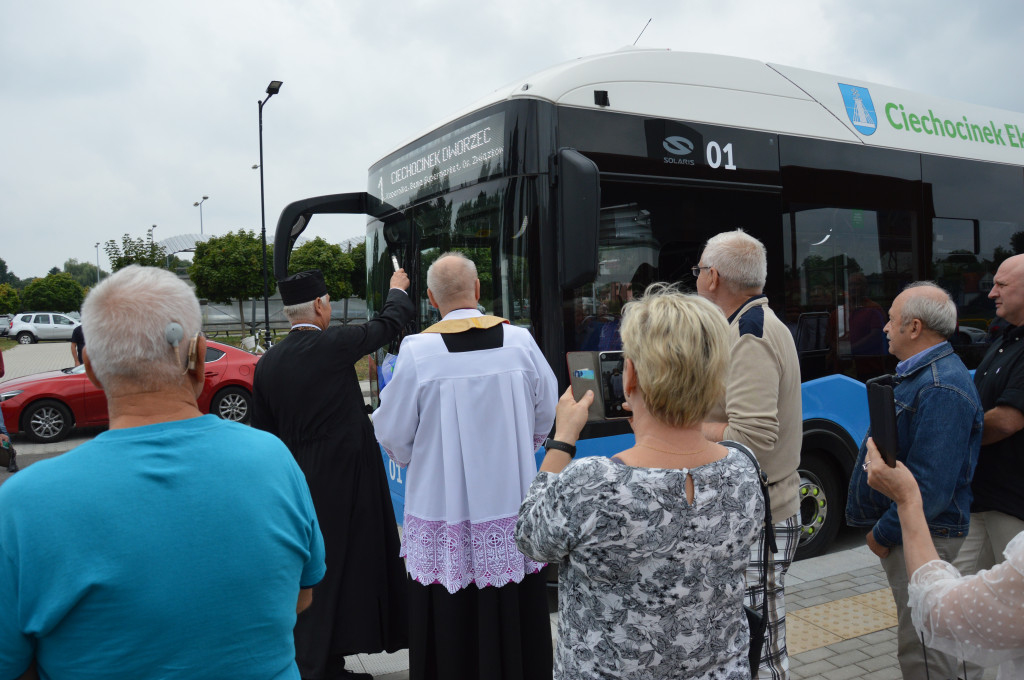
9, 312, 81, 344
0, 314, 11, 337
0, 340, 259, 442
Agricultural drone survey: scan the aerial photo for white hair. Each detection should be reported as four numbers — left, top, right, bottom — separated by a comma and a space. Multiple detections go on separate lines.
82, 265, 202, 390
426, 252, 477, 304
901, 282, 957, 338
701, 229, 767, 291
283, 294, 329, 324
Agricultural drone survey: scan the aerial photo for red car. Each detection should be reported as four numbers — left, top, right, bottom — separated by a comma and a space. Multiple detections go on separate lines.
0, 341, 260, 443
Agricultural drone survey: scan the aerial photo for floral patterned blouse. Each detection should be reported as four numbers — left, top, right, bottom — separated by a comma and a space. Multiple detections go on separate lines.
516, 447, 762, 680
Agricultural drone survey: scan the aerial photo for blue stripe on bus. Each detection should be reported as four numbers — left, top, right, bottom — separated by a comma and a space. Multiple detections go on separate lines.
800, 374, 869, 445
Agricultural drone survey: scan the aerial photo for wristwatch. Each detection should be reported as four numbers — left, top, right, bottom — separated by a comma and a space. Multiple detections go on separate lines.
543, 438, 576, 458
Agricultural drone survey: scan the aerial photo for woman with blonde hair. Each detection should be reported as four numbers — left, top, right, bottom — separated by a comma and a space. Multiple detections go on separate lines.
516, 283, 763, 679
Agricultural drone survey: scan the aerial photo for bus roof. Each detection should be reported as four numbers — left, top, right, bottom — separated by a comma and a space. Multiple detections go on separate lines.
388, 48, 1024, 167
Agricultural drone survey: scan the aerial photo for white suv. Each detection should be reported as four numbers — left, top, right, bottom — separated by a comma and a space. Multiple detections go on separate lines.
9, 312, 81, 344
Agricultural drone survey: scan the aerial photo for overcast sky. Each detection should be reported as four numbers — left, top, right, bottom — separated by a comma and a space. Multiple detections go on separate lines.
4, 0, 1024, 280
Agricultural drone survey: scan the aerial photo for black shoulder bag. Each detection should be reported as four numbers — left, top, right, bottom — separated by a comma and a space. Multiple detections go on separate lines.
722, 440, 776, 676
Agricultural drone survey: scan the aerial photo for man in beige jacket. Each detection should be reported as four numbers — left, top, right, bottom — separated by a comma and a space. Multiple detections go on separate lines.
698, 229, 802, 680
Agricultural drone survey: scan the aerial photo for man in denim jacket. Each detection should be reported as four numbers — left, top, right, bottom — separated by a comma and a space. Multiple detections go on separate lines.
847, 282, 983, 680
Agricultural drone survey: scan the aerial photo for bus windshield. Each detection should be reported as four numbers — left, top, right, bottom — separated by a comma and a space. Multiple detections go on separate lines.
367, 177, 535, 352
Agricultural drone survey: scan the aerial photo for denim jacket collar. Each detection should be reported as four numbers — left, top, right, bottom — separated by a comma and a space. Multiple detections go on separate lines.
895, 341, 954, 381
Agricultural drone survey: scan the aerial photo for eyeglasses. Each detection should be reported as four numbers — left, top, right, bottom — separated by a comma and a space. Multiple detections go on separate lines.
691, 265, 711, 278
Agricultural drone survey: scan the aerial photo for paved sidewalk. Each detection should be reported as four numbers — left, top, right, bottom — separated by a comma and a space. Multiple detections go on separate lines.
346, 545, 997, 680
1, 341, 76, 382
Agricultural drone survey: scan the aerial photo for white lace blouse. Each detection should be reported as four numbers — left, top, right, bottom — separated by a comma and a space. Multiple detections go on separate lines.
908, 531, 1024, 680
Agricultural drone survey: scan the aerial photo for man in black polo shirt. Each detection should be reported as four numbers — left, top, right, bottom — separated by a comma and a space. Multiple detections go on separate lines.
956, 254, 1024, 619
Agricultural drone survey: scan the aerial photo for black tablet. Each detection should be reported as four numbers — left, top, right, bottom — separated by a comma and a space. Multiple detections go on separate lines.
866, 378, 899, 467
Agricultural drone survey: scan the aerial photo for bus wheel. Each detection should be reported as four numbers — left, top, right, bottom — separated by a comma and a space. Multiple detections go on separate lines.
795, 454, 842, 560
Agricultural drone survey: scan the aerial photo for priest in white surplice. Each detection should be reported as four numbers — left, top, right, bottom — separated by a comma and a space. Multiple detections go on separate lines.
374, 252, 557, 680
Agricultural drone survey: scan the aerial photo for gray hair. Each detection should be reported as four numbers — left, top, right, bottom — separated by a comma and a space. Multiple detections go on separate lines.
283, 294, 329, 324
426, 252, 477, 304
900, 282, 957, 338
81, 265, 202, 390
701, 229, 767, 291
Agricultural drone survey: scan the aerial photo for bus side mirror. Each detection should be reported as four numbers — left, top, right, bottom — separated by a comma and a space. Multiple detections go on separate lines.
554, 148, 600, 290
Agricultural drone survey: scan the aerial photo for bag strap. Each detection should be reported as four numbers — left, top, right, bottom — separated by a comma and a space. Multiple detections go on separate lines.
721, 440, 774, 633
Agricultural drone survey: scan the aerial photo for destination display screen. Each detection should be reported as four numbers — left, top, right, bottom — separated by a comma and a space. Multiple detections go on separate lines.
558, 107, 780, 184
369, 112, 505, 214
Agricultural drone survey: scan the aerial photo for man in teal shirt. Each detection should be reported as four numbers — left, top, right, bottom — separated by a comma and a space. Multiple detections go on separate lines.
0, 266, 326, 680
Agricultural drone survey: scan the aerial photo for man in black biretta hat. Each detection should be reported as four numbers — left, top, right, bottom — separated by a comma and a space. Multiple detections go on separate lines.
252, 266, 414, 680
278, 269, 329, 306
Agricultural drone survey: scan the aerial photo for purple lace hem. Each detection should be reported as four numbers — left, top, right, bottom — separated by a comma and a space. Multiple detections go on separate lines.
401, 514, 546, 594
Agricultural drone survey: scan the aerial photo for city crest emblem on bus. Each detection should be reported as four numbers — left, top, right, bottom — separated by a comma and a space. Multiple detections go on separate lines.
838, 83, 877, 136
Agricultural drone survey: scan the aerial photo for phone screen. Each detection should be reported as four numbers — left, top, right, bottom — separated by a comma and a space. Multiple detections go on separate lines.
599, 352, 627, 418
391, 255, 400, 271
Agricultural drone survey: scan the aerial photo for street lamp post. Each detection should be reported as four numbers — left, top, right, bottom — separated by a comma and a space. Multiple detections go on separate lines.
150, 225, 168, 269
258, 80, 282, 342
193, 195, 209, 234
94, 243, 100, 284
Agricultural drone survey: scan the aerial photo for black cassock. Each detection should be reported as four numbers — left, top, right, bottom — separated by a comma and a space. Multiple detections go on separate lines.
252, 289, 413, 679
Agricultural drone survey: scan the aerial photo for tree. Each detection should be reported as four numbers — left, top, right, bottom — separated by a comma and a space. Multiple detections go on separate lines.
289, 237, 354, 299
189, 230, 276, 330
0, 257, 18, 287
104, 227, 167, 272
63, 258, 108, 289
0, 283, 20, 314
349, 240, 367, 299
20, 273, 85, 312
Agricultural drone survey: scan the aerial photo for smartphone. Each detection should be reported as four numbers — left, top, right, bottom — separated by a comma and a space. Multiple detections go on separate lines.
567, 351, 629, 421
866, 377, 899, 467
391, 254, 401, 271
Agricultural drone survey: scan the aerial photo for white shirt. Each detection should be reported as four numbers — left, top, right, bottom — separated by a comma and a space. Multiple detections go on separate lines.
374, 309, 557, 593
909, 531, 1024, 679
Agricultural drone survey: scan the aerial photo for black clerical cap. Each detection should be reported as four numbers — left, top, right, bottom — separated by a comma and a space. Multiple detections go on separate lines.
279, 269, 328, 306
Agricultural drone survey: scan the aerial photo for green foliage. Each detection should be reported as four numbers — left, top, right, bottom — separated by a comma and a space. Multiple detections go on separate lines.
289, 237, 354, 299
0, 258, 22, 289
0, 283, 20, 314
349, 240, 366, 298
104, 228, 167, 271
189, 230, 276, 304
19, 273, 85, 312
167, 254, 190, 273
63, 258, 108, 289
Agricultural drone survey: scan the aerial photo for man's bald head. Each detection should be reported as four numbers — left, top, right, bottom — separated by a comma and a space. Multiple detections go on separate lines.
426, 252, 480, 314
991, 254, 1024, 326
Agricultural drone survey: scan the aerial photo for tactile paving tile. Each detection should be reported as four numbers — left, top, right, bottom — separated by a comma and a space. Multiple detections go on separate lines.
847, 587, 897, 618
786, 614, 843, 655
790, 588, 898, 640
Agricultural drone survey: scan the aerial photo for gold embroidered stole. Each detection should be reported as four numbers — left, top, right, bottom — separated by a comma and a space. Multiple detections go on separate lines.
421, 315, 509, 334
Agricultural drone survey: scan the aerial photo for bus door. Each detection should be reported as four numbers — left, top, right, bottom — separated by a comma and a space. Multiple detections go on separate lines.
565, 180, 782, 356
561, 179, 782, 455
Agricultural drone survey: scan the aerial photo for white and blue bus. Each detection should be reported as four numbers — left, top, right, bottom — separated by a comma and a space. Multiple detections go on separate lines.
274, 49, 1024, 559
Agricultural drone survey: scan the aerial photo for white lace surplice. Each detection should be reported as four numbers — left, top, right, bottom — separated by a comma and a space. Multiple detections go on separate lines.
908, 532, 1024, 679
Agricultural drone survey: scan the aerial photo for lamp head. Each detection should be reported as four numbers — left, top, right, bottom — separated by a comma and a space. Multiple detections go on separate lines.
266, 80, 283, 95
202, 195, 209, 200
193, 201, 200, 207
